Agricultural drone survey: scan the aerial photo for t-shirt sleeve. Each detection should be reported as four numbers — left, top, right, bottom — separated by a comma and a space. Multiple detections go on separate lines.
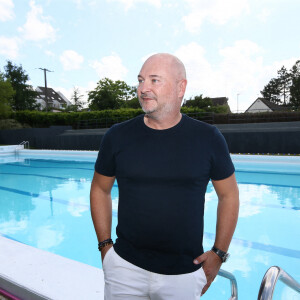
94, 126, 116, 177
210, 127, 235, 181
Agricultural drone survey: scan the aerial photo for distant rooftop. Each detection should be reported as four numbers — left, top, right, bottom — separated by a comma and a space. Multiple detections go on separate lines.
36, 86, 69, 104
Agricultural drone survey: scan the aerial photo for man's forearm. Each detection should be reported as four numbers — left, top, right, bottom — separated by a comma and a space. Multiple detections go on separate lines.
214, 191, 239, 252
90, 181, 113, 243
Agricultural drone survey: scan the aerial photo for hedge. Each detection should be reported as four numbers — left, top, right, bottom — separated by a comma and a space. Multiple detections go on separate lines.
1, 108, 300, 128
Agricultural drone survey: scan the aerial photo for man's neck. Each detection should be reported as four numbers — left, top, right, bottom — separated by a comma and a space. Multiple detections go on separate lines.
144, 112, 182, 130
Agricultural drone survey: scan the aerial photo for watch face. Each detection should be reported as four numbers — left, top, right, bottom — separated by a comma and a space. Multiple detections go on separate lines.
223, 253, 230, 262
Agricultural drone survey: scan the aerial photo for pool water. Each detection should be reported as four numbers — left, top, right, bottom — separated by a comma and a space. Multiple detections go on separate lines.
0, 155, 299, 300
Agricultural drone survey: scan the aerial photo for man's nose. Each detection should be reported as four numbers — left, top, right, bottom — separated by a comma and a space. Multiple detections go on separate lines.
139, 80, 151, 93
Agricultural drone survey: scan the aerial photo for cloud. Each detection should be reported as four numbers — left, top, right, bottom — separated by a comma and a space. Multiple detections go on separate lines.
175, 42, 218, 97
0, 219, 27, 235
107, 0, 161, 11
0, 0, 14, 21
60, 50, 84, 71
45, 50, 55, 57
257, 8, 271, 23
0, 36, 20, 59
174, 40, 298, 112
67, 196, 89, 217
36, 225, 64, 250
90, 53, 128, 81
18, 0, 56, 42
182, 0, 249, 32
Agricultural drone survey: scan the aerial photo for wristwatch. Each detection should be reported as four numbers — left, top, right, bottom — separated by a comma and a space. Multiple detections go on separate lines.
211, 246, 230, 263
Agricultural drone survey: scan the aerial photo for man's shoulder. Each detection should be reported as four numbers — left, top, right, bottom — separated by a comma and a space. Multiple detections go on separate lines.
184, 114, 217, 133
106, 114, 143, 136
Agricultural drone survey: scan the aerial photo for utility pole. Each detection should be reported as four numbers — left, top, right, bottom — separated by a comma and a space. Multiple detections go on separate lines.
38, 68, 53, 112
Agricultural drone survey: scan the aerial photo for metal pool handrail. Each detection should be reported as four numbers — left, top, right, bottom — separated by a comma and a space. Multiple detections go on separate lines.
218, 269, 238, 300
18, 141, 30, 150
257, 266, 300, 300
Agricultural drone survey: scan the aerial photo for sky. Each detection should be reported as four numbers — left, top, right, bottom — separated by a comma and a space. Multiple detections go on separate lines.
0, 0, 299, 112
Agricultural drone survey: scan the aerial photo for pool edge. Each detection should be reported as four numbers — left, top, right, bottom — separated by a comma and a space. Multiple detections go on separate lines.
0, 236, 104, 300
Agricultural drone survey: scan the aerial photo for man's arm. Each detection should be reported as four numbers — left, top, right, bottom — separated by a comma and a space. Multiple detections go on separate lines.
90, 171, 116, 261
194, 173, 239, 295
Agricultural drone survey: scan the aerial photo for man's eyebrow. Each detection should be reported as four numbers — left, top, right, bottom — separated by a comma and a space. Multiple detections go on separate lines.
149, 75, 162, 78
137, 74, 162, 79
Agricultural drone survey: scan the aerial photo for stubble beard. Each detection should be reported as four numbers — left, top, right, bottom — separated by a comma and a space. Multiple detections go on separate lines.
139, 96, 176, 120
138, 95, 158, 115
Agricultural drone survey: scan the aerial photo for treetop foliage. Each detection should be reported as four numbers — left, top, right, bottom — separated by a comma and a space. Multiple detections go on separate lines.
3, 60, 38, 111
0, 72, 15, 117
261, 60, 300, 110
88, 77, 137, 110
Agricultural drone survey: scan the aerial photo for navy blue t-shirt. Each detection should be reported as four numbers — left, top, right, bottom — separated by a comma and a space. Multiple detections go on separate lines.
95, 114, 235, 275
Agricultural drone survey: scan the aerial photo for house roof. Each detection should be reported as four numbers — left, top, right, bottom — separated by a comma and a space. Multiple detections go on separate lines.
36, 87, 69, 104
245, 97, 286, 112
210, 97, 228, 106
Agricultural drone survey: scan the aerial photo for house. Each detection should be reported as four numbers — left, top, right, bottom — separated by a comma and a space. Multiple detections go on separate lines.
245, 98, 286, 113
35, 87, 71, 110
184, 96, 229, 106
210, 97, 228, 106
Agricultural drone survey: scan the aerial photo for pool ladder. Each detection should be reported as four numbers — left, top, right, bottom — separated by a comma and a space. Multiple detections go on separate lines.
218, 269, 238, 300
258, 266, 300, 299
217, 266, 300, 300
18, 141, 30, 150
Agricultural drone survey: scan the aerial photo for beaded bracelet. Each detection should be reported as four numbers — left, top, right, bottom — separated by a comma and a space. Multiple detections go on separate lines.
98, 238, 113, 251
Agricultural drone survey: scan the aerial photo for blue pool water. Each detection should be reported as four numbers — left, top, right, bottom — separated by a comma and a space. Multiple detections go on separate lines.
0, 154, 299, 299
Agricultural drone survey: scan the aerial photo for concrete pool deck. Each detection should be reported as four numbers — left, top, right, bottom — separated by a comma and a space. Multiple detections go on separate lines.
0, 236, 104, 300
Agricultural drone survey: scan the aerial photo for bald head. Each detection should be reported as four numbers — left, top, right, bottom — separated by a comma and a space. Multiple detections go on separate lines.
137, 52, 187, 119
142, 53, 186, 82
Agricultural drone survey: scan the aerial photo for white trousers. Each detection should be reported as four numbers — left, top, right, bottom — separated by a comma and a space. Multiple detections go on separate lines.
103, 247, 207, 300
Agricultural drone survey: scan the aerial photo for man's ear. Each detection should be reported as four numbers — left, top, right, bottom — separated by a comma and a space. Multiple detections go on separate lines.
178, 79, 187, 98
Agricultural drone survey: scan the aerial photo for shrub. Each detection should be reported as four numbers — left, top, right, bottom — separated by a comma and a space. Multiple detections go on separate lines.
0, 119, 30, 130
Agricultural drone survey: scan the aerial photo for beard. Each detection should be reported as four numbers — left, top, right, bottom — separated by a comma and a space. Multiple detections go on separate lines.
139, 96, 175, 119
138, 94, 158, 114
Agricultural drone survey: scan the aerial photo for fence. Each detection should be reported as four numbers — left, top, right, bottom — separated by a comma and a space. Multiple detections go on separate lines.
76, 112, 300, 129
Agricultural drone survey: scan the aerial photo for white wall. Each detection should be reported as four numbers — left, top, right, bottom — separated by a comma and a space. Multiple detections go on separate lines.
247, 99, 272, 113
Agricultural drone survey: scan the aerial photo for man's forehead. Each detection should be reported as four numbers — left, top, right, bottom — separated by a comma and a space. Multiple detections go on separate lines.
138, 62, 173, 78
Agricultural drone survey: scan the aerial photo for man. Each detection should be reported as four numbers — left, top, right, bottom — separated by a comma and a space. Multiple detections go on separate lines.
90, 53, 239, 299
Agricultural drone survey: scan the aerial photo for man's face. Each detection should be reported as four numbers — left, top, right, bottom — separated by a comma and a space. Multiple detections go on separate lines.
137, 57, 180, 117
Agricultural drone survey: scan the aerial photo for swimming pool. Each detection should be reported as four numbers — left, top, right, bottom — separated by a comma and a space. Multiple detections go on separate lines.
0, 152, 299, 299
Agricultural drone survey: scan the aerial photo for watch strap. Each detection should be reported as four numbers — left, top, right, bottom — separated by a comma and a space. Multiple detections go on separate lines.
211, 246, 229, 262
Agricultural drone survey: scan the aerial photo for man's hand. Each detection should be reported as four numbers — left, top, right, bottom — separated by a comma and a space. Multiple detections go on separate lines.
101, 244, 113, 263
193, 250, 222, 295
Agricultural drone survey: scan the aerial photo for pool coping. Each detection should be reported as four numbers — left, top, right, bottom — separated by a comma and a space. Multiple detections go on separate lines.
0, 236, 104, 300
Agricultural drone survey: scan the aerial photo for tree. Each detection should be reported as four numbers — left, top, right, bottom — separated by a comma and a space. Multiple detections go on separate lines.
0, 72, 15, 117
125, 97, 140, 108
260, 61, 300, 108
69, 87, 84, 111
277, 66, 291, 105
88, 78, 136, 110
261, 78, 282, 104
290, 76, 300, 110
290, 60, 300, 79
4, 60, 38, 110
289, 60, 300, 110
183, 95, 212, 109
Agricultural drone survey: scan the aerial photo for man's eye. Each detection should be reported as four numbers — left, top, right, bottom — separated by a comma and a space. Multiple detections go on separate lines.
152, 79, 158, 83
138, 79, 144, 84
